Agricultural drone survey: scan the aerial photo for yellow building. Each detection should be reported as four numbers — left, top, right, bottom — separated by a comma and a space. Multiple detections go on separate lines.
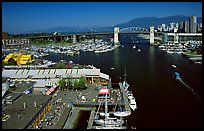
3, 53, 34, 66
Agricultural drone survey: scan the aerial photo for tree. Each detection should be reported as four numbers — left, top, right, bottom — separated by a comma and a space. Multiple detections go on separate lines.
58, 78, 66, 91
8, 58, 17, 65
73, 79, 79, 91
66, 75, 73, 90
78, 76, 87, 90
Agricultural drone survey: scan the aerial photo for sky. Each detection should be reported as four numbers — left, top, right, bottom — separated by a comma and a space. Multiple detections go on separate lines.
2, 2, 202, 33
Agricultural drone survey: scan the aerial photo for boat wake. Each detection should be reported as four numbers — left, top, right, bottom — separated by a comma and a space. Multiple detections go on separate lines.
177, 78, 200, 99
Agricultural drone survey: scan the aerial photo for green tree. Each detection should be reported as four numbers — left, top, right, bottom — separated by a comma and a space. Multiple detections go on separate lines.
78, 76, 86, 90
73, 79, 79, 90
66, 76, 73, 90
58, 78, 66, 91
8, 58, 17, 65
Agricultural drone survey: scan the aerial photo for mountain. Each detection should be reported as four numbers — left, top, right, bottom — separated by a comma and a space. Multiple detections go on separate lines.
28, 15, 202, 33
116, 15, 202, 29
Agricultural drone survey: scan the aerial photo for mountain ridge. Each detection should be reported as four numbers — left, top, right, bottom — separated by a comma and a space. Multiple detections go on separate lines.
26, 15, 202, 34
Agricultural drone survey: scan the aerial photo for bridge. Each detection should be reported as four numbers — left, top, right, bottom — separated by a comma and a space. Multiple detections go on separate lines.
119, 27, 149, 33
2, 27, 201, 47
20, 27, 152, 45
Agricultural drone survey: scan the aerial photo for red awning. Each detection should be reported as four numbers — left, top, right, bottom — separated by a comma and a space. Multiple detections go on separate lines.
98, 87, 110, 95
45, 84, 57, 95
46, 90, 52, 95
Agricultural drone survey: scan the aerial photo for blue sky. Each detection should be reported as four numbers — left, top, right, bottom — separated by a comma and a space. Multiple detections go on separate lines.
2, 2, 202, 33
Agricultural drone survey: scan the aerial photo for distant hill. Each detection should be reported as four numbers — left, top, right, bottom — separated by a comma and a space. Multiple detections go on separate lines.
29, 15, 202, 33
116, 15, 202, 29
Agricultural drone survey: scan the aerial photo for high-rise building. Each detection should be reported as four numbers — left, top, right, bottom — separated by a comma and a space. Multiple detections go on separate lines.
179, 22, 184, 33
184, 21, 189, 33
189, 15, 197, 33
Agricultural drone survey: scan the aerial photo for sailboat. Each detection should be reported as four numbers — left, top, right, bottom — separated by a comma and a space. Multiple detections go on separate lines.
113, 88, 131, 117
94, 86, 124, 128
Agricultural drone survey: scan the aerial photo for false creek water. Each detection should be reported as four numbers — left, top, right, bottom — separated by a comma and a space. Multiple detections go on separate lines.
45, 34, 202, 129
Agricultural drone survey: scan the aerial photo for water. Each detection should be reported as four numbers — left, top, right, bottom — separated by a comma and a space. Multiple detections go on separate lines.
74, 110, 91, 129
45, 34, 202, 129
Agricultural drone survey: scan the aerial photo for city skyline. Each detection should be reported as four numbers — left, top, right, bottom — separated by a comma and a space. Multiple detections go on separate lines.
2, 2, 202, 33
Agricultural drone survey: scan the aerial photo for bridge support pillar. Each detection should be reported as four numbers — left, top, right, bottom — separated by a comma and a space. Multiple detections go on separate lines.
73, 35, 77, 44
114, 27, 120, 46
174, 33, 179, 43
150, 26, 155, 45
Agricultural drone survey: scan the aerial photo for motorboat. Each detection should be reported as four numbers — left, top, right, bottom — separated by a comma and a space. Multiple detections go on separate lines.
110, 67, 115, 70
133, 45, 136, 49
129, 99, 137, 111
172, 64, 176, 68
138, 49, 141, 52
128, 95, 134, 100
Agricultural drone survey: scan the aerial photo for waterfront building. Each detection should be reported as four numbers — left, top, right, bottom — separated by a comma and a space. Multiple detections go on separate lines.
2, 68, 110, 85
189, 15, 197, 33
3, 53, 35, 66
2, 94, 52, 129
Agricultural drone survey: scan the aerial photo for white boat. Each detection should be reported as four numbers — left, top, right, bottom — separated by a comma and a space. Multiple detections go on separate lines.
133, 45, 136, 49
129, 99, 137, 111
100, 112, 110, 117
172, 64, 176, 68
128, 95, 134, 100
94, 118, 124, 126
110, 67, 115, 70
138, 49, 141, 52
113, 111, 131, 117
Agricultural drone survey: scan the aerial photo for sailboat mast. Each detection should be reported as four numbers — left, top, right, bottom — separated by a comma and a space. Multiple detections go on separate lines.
124, 66, 127, 82
105, 86, 108, 127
